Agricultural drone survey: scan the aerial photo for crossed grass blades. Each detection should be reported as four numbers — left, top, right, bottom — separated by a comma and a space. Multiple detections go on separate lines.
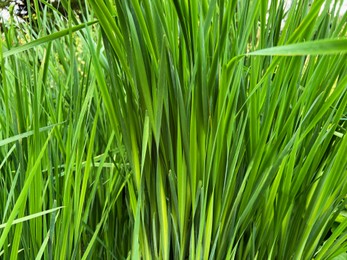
1, 0, 347, 259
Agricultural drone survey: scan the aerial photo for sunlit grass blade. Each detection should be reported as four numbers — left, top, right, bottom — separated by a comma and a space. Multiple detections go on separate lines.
0, 207, 64, 229
2, 20, 97, 58
0, 123, 64, 147
248, 38, 347, 56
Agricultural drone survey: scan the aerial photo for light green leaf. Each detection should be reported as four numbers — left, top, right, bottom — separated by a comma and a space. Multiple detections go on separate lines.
2, 20, 97, 58
0, 122, 65, 147
248, 38, 347, 56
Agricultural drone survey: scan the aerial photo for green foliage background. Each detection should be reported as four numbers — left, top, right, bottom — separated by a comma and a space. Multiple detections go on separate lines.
1, 0, 347, 259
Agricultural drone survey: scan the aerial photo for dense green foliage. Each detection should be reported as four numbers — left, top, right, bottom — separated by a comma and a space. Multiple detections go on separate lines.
1, 0, 347, 259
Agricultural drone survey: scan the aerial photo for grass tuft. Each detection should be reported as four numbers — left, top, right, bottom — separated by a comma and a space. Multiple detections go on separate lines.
1, 0, 347, 259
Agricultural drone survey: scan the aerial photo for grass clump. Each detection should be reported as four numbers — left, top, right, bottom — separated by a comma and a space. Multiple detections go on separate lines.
1, 0, 347, 259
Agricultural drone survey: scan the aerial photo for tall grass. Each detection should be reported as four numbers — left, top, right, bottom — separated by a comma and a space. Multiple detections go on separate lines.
0, 0, 347, 259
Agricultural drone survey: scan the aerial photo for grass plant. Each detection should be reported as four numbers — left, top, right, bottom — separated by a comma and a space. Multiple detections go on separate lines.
1, 0, 347, 259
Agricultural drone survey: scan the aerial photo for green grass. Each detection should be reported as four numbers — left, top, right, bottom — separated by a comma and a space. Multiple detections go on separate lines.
1, 0, 347, 259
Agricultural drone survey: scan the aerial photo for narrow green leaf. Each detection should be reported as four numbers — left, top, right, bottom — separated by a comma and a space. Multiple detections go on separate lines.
0, 122, 65, 147
248, 38, 347, 56
2, 20, 97, 58
0, 207, 64, 229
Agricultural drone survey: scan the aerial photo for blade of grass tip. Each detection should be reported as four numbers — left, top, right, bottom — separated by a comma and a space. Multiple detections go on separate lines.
0, 200, 64, 229
2, 20, 98, 58
247, 38, 347, 56
0, 122, 65, 147
0, 130, 54, 250
141, 113, 150, 174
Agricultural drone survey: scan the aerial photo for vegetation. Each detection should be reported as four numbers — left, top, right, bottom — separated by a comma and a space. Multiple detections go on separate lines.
1, 0, 347, 259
